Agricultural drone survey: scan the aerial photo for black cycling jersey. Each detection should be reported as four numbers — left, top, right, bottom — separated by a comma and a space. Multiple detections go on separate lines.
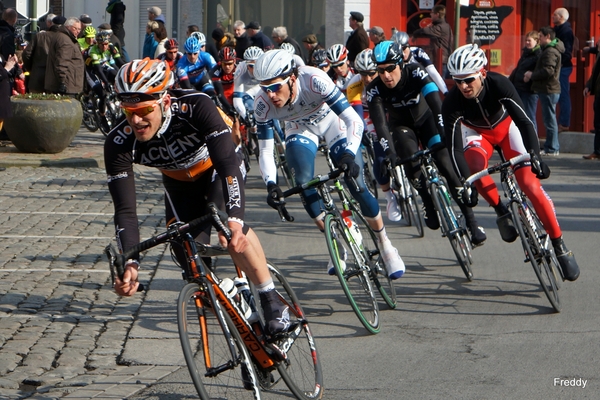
442, 71, 541, 177
366, 63, 444, 156
104, 89, 245, 257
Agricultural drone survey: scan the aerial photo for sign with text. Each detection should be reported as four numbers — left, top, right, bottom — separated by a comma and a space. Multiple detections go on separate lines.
461, 1, 514, 45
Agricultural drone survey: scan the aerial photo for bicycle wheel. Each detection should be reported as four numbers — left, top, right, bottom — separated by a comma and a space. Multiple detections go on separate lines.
324, 213, 380, 334
266, 263, 324, 399
431, 182, 473, 281
177, 282, 261, 399
351, 209, 396, 309
361, 148, 378, 199
510, 201, 561, 312
401, 170, 424, 238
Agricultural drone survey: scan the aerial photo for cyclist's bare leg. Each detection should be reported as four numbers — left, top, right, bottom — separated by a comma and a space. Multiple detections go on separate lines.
223, 226, 271, 284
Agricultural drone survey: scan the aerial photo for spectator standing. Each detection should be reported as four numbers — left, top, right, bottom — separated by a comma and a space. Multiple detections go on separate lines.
143, 7, 161, 58
582, 40, 600, 160
1, 53, 17, 148
552, 7, 574, 132
302, 34, 324, 66
509, 31, 541, 131
530, 26, 563, 156
245, 21, 274, 51
412, 5, 454, 78
22, 17, 60, 93
233, 20, 251, 59
44, 14, 56, 30
0, 8, 17, 61
211, 27, 235, 53
44, 17, 85, 96
143, 21, 159, 59
345, 11, 369, 66
153, 23, 168, 58
271, 26, 304, 61
368, 26, 386, 47
107, 0, 129, 62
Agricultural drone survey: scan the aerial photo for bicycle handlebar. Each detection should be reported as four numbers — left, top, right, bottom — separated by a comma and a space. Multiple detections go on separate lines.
276, 168, 345, 222
395, 143, 445, 166
106, 203, 230, 283
465, 153, 530, 185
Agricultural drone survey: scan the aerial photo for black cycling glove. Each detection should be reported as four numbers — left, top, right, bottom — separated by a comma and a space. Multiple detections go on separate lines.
266, 182, 284, 209
338, 152, 360, 179
530, 153, 551, 179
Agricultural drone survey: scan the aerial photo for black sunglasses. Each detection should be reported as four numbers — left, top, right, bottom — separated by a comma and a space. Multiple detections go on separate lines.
376, 64, 397, 74
359, 71, 377, 77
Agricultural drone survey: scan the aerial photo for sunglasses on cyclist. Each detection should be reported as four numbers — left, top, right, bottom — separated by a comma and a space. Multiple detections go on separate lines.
260, 76, 291, 94
247, 63, 255, 68
187, 52, 199, 56
222, 61, 235, 66
330, 61, 346, 68
452, 73, 481, 85
359, 71, 377, 77
121, 98, 163, 118
376, 64, 397, 74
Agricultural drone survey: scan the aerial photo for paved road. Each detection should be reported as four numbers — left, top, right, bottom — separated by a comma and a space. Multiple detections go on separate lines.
0, 130, 599, 399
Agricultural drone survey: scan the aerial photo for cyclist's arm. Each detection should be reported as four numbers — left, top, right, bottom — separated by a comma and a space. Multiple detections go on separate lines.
254, 94, 278, 185
441, 93, 473, 180
176, 65, 193, 89
92, 63, 111, 87
425, 64, 448, 94
421, 81, 446, 147
367, 88, 396, 158
195, 95, 246, 221
319, 77, 363, 156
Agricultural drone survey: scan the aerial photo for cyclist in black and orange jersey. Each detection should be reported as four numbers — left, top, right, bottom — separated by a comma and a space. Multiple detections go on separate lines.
104, 58, 291, 335
156, 38, 183, 73
442, 44, 579, 281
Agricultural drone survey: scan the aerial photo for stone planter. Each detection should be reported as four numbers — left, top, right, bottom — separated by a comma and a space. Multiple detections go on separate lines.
4, 97, 83, 154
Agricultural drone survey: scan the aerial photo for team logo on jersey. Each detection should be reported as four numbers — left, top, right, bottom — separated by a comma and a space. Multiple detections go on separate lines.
112, 125, 134, 145
226, 176, 242, 209
379, 137, 390, 152
311, 76, 328, 94
411, 66, 428, 80
392, 95, 420, 107
365, 86, 380, 103
106, 171, 128, 182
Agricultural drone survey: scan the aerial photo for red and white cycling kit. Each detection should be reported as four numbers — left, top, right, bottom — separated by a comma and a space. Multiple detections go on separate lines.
442, 71, 561, 238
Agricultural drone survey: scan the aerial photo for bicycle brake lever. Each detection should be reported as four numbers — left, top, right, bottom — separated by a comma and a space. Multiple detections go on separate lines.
276, 204, 294, 222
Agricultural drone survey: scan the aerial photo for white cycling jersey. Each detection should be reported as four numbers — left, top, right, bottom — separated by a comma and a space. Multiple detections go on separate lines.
233, 61, 261, 119
254, 65, 364, 184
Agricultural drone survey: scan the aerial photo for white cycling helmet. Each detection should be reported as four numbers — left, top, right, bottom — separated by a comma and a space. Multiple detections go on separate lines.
326, 44, 348, 63
243, 46, 264, 61
280, 42, 295, 54
190, 31, 206, 47
253, 49, 296, 82
354, 48, 376, 72
447, 44, 487, 76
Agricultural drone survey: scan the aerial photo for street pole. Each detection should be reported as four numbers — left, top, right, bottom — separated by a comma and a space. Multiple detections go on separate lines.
30, 0, 38, 34
454, 0, 460, 50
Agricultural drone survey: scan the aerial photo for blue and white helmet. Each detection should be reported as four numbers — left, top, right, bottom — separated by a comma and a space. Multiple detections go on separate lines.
253, 49, 296, 81
190, 31, 206, 47
372, 41, 403, 65
184, 37, 201, 54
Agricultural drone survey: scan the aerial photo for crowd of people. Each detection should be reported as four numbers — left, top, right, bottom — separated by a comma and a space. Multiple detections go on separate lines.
0, 5, 584, 331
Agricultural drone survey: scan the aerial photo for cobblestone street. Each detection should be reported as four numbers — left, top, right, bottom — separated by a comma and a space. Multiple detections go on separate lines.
0, 132, 178, 399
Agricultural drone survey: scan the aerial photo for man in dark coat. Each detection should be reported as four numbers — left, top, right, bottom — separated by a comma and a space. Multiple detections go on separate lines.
233, 20, 251, 58
0, 7, 17, 61
245, 21, 274, 51
413, 5, 454, 78
45, 17, 85, 95
22, 22, 60, 93
271, 26, 304, 62
345, 11, 369, 66
552, 7, 574, 132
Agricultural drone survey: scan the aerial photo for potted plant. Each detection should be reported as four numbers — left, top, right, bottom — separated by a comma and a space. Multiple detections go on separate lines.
4, 93, 83, 154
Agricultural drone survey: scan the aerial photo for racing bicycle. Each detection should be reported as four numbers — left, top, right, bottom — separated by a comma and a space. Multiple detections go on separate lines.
397, 147, 474, 280
105, 204, 323, 399
466, 152, 562, 312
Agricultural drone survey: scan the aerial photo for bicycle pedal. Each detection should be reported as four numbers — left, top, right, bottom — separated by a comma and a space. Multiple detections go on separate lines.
264, 341, 288, 362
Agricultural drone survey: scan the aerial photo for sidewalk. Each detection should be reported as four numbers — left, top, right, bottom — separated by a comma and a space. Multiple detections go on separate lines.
0, 127, 105, 169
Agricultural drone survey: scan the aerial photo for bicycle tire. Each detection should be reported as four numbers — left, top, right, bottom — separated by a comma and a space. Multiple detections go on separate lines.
266, 263, 324, 399
324, 213, 380, 334
510, 201, 561, 312
431, 182, 473, 281
402, 171, 424, 238
82, 111, 98, 132
351, 209, 396, 309
362, 149, 378, 199
177, 282, 261, 399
